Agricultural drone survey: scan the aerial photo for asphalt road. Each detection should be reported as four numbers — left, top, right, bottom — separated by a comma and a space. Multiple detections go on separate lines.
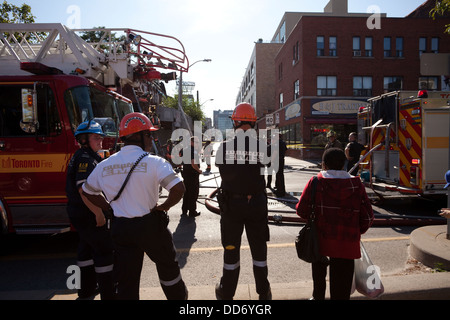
0, 163, 444, 300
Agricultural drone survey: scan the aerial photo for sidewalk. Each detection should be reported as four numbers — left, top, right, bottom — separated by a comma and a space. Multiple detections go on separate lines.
51, 272, 450, 300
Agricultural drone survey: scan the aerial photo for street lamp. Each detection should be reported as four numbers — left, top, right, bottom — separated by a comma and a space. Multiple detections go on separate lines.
178, 59, 212, 134
200, 99, 214, 107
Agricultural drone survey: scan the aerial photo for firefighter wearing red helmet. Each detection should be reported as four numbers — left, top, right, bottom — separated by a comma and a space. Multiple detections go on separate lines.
82, 112, 188, 300
215, 103, 272, 300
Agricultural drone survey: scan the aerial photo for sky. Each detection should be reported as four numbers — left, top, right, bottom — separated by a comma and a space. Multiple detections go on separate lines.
10, 0, 427, 119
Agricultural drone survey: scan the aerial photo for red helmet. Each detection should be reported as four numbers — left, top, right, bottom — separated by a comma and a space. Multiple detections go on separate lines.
119, 112, 157, 138
231, 103, 257, 124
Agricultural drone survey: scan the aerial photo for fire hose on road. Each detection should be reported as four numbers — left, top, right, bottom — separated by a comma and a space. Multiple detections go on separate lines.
199, 140, 447, 227
204, 187, 447, 227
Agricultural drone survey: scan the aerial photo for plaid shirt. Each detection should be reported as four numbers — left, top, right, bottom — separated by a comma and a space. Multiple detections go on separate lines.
296, 171, 374, 259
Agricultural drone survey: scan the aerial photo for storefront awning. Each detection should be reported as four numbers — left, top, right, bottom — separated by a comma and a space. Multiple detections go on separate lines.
305, 118, 357, 125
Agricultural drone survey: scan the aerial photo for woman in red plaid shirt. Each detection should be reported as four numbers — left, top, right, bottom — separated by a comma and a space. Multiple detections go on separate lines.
296, 148, 374, 300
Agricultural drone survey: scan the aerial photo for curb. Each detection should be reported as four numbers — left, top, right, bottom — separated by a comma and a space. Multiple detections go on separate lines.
410, 225, 450, 271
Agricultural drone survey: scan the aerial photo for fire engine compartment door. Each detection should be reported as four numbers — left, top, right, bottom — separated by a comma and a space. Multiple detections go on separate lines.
423, 108, 449, 192
372, 150, 399, 183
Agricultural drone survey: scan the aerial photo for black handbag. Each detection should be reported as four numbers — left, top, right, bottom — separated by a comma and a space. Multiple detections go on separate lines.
295, 177, 324, 263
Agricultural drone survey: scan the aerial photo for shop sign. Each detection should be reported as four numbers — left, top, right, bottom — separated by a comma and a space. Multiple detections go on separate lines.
312, 100, 366, 115
266, 114, 274, 126
285, 102, 301, 120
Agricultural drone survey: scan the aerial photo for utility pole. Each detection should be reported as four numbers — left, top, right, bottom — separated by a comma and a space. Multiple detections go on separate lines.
177, 59, 211, 136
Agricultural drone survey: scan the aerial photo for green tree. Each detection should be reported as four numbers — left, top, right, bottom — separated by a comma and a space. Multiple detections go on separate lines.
79, 26, 126, 54
163, 95, 205, 122
0, 1, 35, 23
430, 0, 450, 34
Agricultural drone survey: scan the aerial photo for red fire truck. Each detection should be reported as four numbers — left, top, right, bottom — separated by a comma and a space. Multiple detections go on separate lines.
0, 23, 188, 236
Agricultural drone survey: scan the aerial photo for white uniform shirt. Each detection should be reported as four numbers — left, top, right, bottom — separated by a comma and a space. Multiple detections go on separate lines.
82, 145, 182, 218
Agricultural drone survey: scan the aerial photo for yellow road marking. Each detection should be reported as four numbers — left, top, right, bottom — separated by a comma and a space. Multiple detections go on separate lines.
176, 236, 410, 254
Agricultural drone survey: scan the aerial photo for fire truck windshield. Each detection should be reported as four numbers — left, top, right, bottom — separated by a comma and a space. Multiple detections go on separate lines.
64, 86, 133, 138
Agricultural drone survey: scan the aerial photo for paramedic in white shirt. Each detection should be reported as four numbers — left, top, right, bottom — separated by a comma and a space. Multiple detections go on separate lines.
82, 112, 187, 300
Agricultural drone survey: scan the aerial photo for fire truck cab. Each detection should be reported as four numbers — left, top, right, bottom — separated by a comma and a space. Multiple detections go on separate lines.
0, 23, 188, 236
0, 71, 134, 235
358, 90, 450, 198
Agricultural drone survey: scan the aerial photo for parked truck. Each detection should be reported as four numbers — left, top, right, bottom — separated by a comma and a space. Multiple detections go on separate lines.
357, 90, 450, 199
0, 23, 188, 236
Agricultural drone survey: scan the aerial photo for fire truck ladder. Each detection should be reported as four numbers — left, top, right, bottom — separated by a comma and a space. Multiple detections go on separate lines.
0, 23, 189, 86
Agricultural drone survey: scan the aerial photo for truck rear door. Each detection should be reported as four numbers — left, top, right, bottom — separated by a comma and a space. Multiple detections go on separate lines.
422, 101, 449, 194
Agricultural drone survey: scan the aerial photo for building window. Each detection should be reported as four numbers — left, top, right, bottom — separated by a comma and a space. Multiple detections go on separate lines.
396, 37, 404, 57
294, 80, 300, 100
384, 37, 391, 57
353, 37, 361, 57
419, 77, 439, 90
419, 37, 427, 56
280, 21, 286, 43
329, 36, 337, 56
293, 41, 299, 64
278, 63, 283, 80
280, 123, 302, 149
317, 76, 337, 96
353, 76, 373, 97
431, 37, 439, 53
365, 37, 373, 57
384, 76, 403, 92
317, 36, 325, 56
279, 93, 284, 109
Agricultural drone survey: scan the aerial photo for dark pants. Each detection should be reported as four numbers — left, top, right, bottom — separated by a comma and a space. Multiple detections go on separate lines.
112, 213, 187, 300
219, 193, 270, 299
182, 172, 200, 214
275, 158, 286, 196
348, 161, 359, 176
312, 258, 354, 300
68, 208, 115, 300
266, 166, 274, 188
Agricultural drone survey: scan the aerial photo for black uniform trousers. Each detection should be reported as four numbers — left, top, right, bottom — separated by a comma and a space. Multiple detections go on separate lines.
112, 212, 187, 300
181, 172, 199, 215
275, 158, 286, 196
68, 208, 115, 300
219, 192, 270, 299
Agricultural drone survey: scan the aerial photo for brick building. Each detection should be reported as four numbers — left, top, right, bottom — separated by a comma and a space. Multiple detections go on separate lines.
236, 41, 283, 118
256, 0, 450, 160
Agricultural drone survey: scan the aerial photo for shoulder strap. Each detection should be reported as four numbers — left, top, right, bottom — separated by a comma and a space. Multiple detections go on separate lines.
112, 153, 149, 202
310, 176, 318, 218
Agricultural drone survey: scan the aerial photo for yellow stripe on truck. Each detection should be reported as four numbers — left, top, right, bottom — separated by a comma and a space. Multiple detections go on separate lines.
0, 154, 71, 173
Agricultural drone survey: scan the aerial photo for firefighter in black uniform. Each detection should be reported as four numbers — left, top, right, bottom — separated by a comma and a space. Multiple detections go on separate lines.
66, 120, 115, 300
215, 103, 272, 300
181, 136, 202, 217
